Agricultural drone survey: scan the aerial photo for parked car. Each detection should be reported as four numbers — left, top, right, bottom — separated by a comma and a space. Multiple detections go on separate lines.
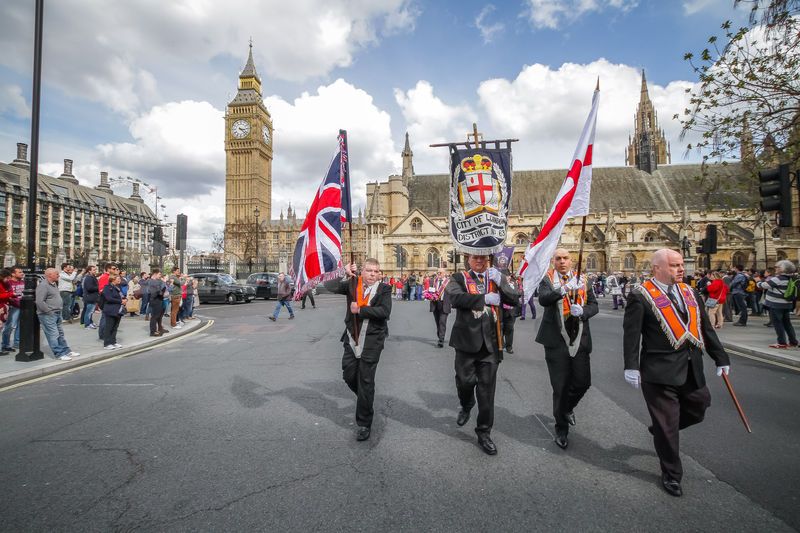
193, 273, 255, 304
245, 272, 279, 299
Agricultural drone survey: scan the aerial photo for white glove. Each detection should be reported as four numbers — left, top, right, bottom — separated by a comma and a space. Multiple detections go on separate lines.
570, 303, 584, 317
484, 293, 501, 306
624, 369, 641, 389
564, 277, 584, 292
487, 267, 503, 285
716, 365, 730, 377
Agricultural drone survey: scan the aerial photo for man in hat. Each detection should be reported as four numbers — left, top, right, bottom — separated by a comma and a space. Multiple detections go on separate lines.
446, 253, 519, 455
429, 267, 451, 348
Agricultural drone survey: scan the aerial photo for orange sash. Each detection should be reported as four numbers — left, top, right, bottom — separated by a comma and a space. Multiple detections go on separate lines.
637, 280, 704, 349
548, 269, 585, 317
356, 276, 372, 307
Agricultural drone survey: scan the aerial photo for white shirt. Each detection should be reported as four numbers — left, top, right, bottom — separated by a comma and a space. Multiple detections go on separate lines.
651, 277, 686, 314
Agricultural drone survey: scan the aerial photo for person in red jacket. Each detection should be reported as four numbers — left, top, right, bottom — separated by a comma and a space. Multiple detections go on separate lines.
0, 269, 15, 328
706, 271, 728, 329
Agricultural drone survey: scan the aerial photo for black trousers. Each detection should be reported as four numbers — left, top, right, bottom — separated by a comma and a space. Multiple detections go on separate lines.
544, 344, 591, 436
149, 301, 165, 334
454, 345, 499, 436
432, 306, 448, 342
641, 366, 711, 482
302, 291, 315, 308
502, 310, 516, 349
102, 315, 121, 346
342, 343, 380, 428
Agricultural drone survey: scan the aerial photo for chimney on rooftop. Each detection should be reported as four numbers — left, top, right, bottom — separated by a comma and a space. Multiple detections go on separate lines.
95, 171, 113, 193
10, 143, 29, 169
129, 181, 143, 203
58, 158, 79, 184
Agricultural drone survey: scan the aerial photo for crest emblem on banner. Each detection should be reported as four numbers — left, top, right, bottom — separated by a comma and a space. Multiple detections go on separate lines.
448, 146, 512, 255
457, 154, 502, 217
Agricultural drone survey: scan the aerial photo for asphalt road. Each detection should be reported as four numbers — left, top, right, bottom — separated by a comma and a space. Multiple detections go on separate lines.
0, 294, 798, 532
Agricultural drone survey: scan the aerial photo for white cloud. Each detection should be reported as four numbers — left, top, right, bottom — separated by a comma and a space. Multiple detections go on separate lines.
394, 81, 478, 172
0, 84, 30, 118
96, 100, 224, 198
523, 0, 638, 29
475, 5, 505, 43
266, 79, 397, 216
476, 59, 700, 170
682, 0, 723, 15
0, 0, 420, 117
73, 79, 397, 249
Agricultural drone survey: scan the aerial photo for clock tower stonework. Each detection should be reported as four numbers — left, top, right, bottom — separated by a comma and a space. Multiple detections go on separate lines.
224, 44, 273, 256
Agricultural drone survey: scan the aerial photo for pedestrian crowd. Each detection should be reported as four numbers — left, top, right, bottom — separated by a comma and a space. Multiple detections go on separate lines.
0, 263, 200, 361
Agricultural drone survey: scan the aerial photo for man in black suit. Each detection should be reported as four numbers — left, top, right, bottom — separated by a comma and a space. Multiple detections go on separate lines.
623, 248, 731, 497
325, 258, 393, 442
536, 248, 599, 450
429, 267, 451, 348
446, 253, 519, 455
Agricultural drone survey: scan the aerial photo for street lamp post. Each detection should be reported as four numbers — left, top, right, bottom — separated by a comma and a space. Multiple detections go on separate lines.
18, 0, 45, 362
254, 206, 260, 270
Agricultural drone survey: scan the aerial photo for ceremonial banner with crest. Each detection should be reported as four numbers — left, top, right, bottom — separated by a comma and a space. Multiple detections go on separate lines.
448, 147, 512, 255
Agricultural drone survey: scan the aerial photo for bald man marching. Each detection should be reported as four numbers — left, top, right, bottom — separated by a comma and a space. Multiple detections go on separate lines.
623, 248, 730, 497
535, 248, 598, 450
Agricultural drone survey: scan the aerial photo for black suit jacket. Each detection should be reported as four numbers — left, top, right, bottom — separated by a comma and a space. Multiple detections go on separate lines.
429, 278, 451, 314
446, 271, 519, 356
324, 278, 392, 362
535, 275, 599, 352
623, 287, 730, 387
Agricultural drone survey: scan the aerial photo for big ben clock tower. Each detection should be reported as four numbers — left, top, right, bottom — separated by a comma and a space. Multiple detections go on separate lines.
224, 43, 273, 256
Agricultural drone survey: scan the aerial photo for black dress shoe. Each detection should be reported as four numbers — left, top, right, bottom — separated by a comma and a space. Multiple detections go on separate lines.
661, 474, 682, 497
477, 434, 497, 455
356, 426, 371, 441
437, 341, 443, 348
505, 347, 514, 354
566, 411, 576, 426
554, 435, 569, 449
456, 409, 471, 427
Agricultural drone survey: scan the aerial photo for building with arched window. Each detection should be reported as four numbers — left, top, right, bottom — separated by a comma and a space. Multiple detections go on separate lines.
359, 72, 798, 276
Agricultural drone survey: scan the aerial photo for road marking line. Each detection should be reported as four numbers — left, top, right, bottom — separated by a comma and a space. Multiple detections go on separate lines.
0, 320, 214, 393
727, 348, 800, 372
57, 383, 157, 387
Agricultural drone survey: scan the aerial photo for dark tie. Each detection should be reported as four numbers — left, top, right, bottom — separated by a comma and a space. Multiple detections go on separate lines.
667, 285, 688, 322
477, 273, 485, 293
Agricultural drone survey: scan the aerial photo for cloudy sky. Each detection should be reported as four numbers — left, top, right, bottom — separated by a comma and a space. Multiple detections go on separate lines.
0, 0, 748, 250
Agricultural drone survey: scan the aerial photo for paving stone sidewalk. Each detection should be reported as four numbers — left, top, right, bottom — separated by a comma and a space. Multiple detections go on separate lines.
0, 314, 206, 387
716, 315, 800, 368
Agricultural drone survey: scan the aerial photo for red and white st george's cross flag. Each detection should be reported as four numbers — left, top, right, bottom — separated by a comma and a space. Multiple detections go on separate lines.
519, 84, 599, 300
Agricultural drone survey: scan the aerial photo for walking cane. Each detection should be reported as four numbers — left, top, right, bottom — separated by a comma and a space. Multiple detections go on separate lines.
722, 373, 752, 433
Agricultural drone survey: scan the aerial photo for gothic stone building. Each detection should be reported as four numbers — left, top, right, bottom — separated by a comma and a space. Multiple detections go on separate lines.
365, 73, 800, 277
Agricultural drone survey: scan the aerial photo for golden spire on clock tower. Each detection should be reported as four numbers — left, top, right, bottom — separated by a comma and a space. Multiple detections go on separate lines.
224, 43, 274, 259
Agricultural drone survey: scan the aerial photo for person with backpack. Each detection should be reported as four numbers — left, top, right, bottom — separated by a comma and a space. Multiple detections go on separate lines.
758, 260, 799, 348
730, 265, 749, 326
81, 265, 99, 329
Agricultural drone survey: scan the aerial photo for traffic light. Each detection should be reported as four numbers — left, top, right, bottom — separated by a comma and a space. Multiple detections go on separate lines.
759, 164, 792, 227
447, 250, 455, 264
704, 224, 717, 254
176, 214, 188, 251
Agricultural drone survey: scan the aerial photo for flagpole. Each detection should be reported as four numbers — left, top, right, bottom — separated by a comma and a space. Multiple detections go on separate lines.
575, 215, 588, 280
340, 129, 360, 346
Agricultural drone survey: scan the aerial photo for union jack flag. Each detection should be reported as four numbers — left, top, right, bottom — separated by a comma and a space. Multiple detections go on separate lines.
290, 130, 351, 298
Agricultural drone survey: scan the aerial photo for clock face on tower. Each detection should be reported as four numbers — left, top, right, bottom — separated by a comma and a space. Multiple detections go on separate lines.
231, 119, 250, 139
262, 125, 271, 145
